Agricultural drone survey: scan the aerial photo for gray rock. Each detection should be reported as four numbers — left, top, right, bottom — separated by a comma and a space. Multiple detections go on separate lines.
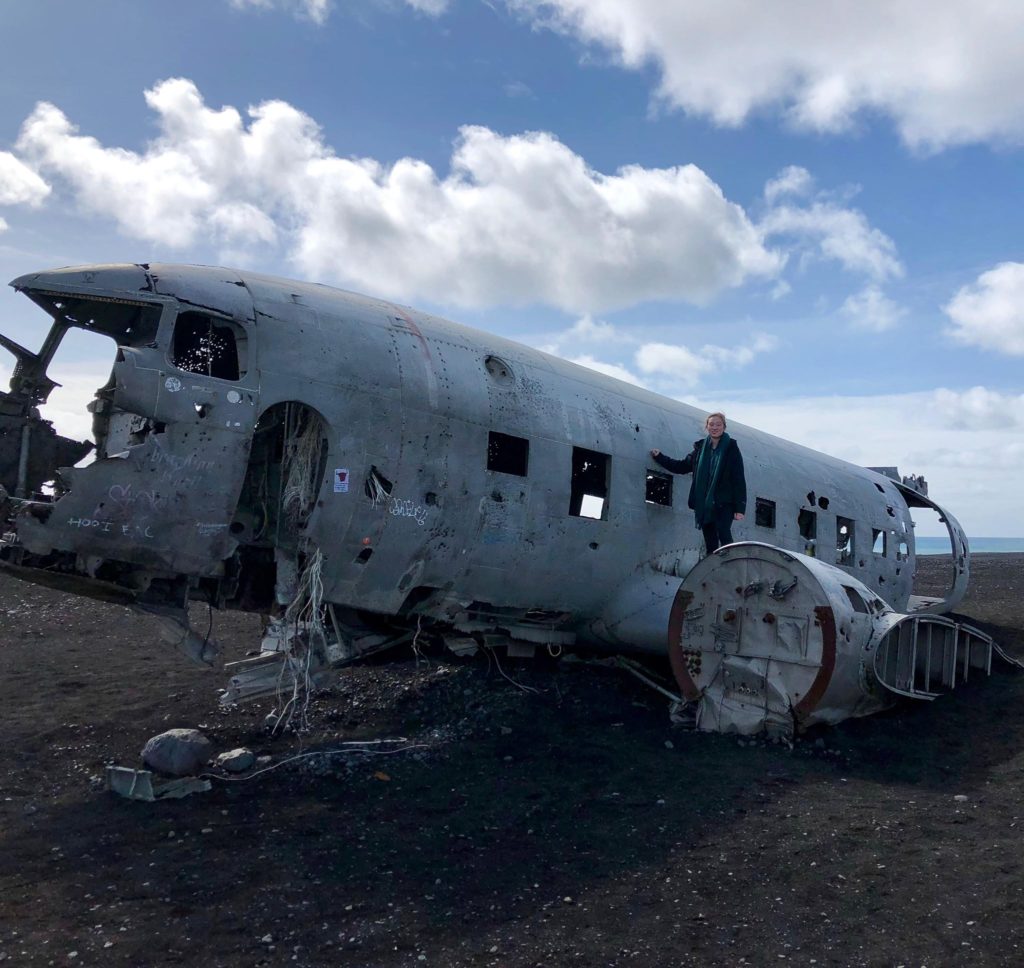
215, 748, 255, 773
141, 728, 212, 776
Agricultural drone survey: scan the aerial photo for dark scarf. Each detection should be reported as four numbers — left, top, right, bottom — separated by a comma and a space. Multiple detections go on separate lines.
693, 432, 730, 527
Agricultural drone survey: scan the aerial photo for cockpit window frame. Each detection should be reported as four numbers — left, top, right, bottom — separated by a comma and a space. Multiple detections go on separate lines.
169, 309, 249, 382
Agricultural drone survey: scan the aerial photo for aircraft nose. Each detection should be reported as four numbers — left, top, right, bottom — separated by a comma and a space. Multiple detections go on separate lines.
9, 263, 152, 295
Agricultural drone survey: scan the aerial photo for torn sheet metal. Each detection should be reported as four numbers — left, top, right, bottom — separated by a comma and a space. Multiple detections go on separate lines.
106, 766, 211, 801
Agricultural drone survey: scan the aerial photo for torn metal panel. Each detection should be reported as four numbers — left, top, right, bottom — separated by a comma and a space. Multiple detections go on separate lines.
106, 766, 211, 801
894, 481, 971, 614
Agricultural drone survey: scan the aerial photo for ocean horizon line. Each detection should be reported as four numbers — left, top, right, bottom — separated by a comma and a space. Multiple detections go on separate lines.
917, 536, 1024, 555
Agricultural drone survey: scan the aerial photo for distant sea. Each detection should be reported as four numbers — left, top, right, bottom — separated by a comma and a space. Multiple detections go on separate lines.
916, 537, 1024, 555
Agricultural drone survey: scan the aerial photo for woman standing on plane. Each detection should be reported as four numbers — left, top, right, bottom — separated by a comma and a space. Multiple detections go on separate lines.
651, 411, 746, 554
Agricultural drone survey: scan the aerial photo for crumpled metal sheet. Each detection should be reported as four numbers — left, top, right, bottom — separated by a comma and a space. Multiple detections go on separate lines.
106, 766, 211, 801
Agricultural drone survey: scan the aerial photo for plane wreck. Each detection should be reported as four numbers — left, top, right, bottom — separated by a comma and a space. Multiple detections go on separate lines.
0, 263, 1013, 737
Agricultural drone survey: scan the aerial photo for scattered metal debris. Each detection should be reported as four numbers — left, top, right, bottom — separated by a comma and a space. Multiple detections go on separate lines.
612, 656, 683, 703
106, 766, 211, 802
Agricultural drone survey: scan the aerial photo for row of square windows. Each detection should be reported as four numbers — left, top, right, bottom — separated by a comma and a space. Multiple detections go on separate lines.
488, 431, 911, 560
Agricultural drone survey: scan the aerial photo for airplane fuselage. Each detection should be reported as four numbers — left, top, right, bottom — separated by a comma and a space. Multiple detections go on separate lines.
0, 264, 968, 665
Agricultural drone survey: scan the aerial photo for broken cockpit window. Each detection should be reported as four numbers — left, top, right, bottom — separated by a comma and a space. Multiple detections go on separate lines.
19, 291, 162, 348
0, 293, 167, 495
171, 312, 246, 381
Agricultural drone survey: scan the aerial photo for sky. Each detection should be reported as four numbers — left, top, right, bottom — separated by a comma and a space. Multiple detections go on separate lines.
0, 0, 1022, 538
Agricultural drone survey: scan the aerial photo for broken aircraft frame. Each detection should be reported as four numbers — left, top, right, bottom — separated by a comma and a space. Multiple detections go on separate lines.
0, 263, 1013, 737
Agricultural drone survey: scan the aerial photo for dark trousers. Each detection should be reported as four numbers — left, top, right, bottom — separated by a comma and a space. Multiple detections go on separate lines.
701, 508, 735, 555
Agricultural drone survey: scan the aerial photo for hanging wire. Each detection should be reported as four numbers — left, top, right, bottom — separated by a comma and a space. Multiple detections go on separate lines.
271, 548, 327, 734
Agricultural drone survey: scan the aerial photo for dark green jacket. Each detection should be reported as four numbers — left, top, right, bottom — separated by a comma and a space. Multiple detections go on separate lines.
653, 438, 747, 516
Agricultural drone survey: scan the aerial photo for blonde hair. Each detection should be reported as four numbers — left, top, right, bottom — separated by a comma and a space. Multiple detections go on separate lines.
705, 411, 727, 429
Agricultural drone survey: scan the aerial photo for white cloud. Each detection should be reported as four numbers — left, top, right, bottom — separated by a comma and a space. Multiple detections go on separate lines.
0, 151, 50, 207
227, 0, 447, 22
504, 80, 534, 99
944, 262, 1024, 356
0, 217, 7, 234
208, 202, 278, 245
228, 0, 332, 24
566, 314, 619, 341
635, 332, 777, 387
16, 98, 215, 247
553, 328, 777, 391
568, 354, 644, 386
506, 1, 1024, 149
932, 386, 1024, 430
764, 165, 813, 204
760, 202, 902, 282
403, 0, 449, 13
706, 389, 1024, 536
635, 342, 713, 387
840, 285, 907, 332
700, 333, 778, 367
13, 78, 782, 314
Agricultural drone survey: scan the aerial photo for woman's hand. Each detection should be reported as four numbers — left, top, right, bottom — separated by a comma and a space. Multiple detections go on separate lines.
734, 512, 744, 521
650, 448, 660, 458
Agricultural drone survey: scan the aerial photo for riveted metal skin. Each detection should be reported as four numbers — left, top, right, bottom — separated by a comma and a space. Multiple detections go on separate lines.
0, 265, 984, 724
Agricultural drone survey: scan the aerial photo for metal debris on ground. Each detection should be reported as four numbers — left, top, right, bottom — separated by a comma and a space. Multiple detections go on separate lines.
106, 766, 211, 802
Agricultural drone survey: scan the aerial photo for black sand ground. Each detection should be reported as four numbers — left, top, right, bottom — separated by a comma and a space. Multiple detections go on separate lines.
1, 553, 1022, 967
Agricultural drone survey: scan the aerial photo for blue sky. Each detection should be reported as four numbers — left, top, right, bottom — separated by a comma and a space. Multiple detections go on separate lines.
1, 0, 1022, 537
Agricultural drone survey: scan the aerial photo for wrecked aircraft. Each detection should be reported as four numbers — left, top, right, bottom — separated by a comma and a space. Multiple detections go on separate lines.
0, 263, 1011, 736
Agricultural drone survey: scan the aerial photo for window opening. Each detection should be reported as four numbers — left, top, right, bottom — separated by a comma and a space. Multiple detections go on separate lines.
843, 586, 869, 614
798, 508, 817, 555
172, 311, 244, 380
872, 528, 886, 555
837, 516, 855, 565
645, 469, 672, 507
755, 497, 776, 529
25, 291, 162, 347
487, 431, 529, 476
570, 447, 609, 520
896, 539, 910, 561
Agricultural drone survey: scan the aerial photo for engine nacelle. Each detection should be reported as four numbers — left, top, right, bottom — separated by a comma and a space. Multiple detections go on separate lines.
667, 542, 997, 736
